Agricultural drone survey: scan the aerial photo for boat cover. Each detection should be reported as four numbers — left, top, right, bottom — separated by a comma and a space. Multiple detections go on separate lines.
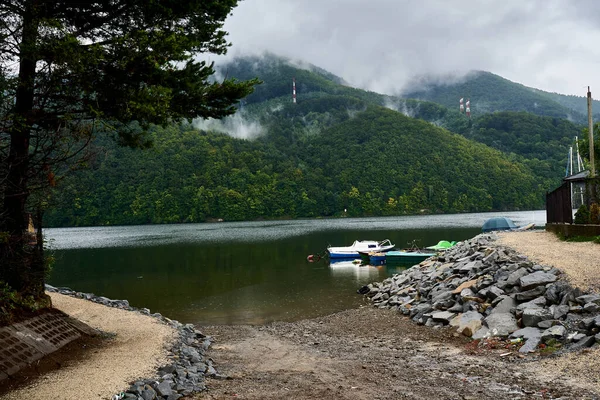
482, 217, 518, 232
425, 240, 457, 251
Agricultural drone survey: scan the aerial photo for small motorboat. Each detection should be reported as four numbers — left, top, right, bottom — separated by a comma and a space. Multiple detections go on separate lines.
327, 239, 395, 259
367, 252, 387, 265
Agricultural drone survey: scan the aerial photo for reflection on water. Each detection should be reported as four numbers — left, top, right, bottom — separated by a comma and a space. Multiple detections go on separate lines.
45, 211, 545, 325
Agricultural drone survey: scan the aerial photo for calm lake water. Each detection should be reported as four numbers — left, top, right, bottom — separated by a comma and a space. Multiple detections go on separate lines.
45, 211, 546, 326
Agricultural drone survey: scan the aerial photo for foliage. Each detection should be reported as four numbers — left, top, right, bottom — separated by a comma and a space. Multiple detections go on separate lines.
0, 282, 51, 326
45, 104, 549, 226
0, 1, 257, 308
577, 123, 600, 174
574, 205, 590, 224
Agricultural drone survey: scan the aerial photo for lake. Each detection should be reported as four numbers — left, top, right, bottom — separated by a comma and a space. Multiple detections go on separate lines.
45, 210, 546, 326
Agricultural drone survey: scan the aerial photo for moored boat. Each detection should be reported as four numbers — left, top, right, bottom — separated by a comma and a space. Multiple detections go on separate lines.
327, 239, 395, 259
385, 250, 435, 266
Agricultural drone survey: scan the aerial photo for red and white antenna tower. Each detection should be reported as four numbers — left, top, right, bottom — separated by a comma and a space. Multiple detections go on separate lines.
466, 99, 471, 118
459, 98, 464, 113
292, 77, 297, 104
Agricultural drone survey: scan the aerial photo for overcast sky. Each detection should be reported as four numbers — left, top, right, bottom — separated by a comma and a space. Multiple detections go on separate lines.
215, 0, 600, 97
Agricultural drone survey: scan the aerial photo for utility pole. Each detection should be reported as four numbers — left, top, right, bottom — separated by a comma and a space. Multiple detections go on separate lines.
587, 86, 596, 177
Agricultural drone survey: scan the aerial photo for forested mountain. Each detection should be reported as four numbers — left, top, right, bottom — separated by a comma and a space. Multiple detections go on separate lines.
44, 55, 583, 227
44, 107, 545, 227
402, 71, 593, 123
531, 88, 600, 118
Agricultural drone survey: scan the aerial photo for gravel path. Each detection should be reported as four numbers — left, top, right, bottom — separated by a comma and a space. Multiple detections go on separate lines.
496, 230, 600, 291
2, 292, 175, 400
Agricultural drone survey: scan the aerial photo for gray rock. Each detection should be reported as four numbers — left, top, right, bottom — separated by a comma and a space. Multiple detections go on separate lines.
522, 308, 553, 327
541, 325, 567, 342
515, 286, 547, 302
519, 336, 542, 353
568, 332, 587, 342
156, 381, 173, 397
576, 294, 600, 305
472, 326, 490, 340
537, 320, 560, 329
491, 296, 516, 314
519, 272, 557, 290
487, 286, 505, 300
509, 327, 542, 340
430, 287, 451, 301
141, 387, 157, 400
570, 335, 596, 351
450, 311, 484, 337
506, 268, 529, 286
447, 303, 464, 313
550, 304, 570, 320
428, 311, 456, 324
510, 326, 543, 353
584, 302, 600, 313
484, 313, 519, 337
516, 297, 547, 311
545, 282, 568, 304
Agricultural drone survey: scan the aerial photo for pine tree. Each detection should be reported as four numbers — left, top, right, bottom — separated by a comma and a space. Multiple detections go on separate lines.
0, 0, 257, 309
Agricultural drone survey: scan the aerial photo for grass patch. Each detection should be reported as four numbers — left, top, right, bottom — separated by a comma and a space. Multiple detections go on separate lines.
556, 233, 600, 243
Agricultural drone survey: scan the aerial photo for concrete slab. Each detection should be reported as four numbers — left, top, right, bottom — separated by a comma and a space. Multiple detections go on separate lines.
0, 310, 86, 381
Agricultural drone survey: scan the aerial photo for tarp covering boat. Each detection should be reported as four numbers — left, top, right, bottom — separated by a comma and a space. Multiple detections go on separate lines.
481, 217, 518, 233
425, 240, 457, 251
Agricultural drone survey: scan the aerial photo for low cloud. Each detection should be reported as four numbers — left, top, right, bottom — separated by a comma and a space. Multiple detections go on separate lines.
193, 111, 264, 139
220, 0, 600, 96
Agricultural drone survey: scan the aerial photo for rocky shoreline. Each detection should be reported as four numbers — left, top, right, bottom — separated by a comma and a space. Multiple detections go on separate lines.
45, 285, 221, 400
360, 233, 600, 356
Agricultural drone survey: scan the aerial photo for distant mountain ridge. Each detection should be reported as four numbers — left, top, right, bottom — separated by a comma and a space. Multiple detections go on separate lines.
401, 70, 597, 123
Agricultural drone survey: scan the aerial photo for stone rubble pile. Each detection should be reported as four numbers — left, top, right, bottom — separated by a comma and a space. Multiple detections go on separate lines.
360, 233, 600, 354
45, 285, 224, 400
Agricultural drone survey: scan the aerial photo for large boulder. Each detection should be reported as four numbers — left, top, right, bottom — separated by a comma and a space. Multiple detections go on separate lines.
519, 272, 557, 291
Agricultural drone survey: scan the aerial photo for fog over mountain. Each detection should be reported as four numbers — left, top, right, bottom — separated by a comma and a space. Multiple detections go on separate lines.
213, 0, 600, 97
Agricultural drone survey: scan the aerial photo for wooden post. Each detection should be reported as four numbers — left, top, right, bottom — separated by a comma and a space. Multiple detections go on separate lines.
588, 87, 595, 177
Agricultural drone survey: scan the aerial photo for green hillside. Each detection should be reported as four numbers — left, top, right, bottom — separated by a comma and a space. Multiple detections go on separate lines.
531, 88, 600, 119
402, 71, 587, 122
43, 55, 581, 227
45, 104, 548, 227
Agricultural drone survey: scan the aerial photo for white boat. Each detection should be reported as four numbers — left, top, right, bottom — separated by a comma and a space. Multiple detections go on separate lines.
327, 239, 395, 259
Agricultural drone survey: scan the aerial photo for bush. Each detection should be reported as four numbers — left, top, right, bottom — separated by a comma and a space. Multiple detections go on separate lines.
574, 204, 590, 224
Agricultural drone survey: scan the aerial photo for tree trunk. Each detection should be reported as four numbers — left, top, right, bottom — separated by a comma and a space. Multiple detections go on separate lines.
0, 0, 46, 301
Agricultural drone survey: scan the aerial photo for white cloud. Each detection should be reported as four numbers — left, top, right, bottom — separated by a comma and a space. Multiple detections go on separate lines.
217, 0, 600, 97
193, 112, 264, 139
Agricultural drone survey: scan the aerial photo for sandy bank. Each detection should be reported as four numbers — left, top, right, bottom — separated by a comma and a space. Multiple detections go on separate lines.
2, 292, 175, 400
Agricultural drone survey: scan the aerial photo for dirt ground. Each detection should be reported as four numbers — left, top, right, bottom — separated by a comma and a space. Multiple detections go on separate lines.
197, 231, 600, 400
